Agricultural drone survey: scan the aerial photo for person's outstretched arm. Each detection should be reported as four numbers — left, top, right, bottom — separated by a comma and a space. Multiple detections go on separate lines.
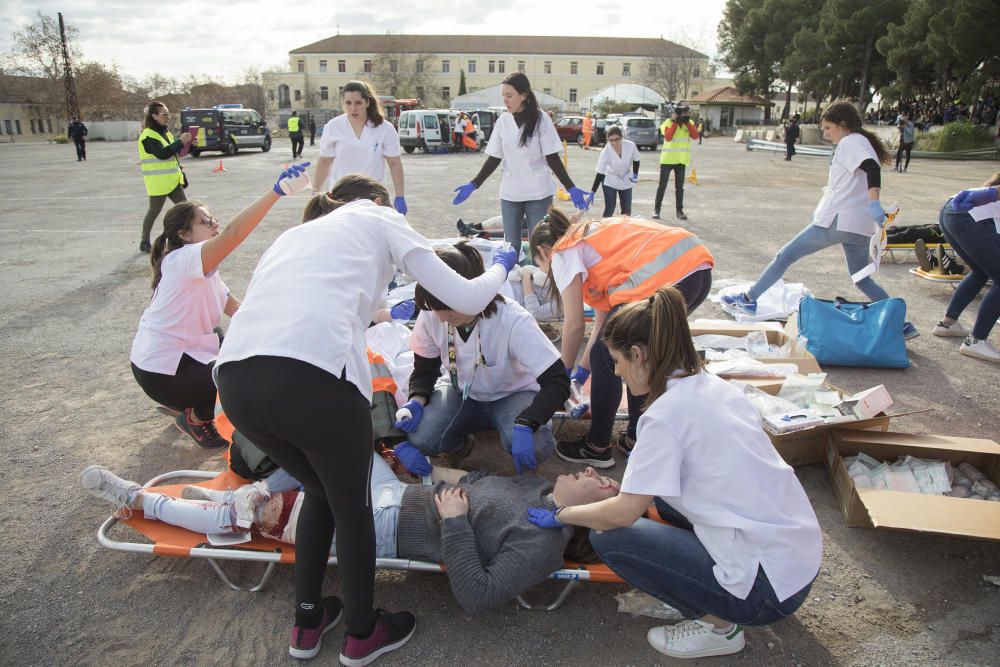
402, 248, 513, 315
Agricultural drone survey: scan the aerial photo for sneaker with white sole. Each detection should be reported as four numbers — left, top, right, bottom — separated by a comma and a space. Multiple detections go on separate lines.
720, 291, 757, 316
932, 320, 970, 337
902, 321, 920, 340
80, 466, 142, 518
647, 619, 745, 659
340, 609, 416, 667
174, 408, 229, 450
290, 596, 344, 660
960, 336, 1000, 363
556, 436, 615, 469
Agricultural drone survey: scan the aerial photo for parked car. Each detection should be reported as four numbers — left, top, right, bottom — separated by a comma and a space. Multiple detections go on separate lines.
467, 109, 500, 142
180, 106, 271, 156
554, 115, 585, 143
621, 116, 659, 151
397, 109, 454, 153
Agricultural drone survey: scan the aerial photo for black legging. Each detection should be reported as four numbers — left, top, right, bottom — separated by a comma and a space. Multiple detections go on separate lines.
141, 183, 187, 245
217, 355, 376, 635
895, 142, 913, 171
654, 163, 686, 214
588, 268, 713, 446
290, 134, 304, 157
132, 354, 217, 421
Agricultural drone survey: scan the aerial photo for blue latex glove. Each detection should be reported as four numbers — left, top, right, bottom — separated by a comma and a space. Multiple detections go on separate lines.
394, 441, 432, 477
629, 173, 639, 184
527, 507, 565, 529
570, 365, 591, 385
952, 187, 998, 211
511, 424, 537, 474
453, 182, 477, 205
491, 245, 518, 274
394, 399, 425, 433
585, 191, 596, 207
273, 161, 311, 196
389, 299, 416, 321
393, 196, 408, 215
568, 186, 589, 210
868, 200, 887, 227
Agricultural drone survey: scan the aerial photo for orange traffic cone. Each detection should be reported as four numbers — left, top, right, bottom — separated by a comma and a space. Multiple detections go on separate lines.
212, 160, 227, 174
686, 169, 698, 185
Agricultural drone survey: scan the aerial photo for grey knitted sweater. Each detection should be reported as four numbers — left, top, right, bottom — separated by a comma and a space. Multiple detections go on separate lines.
396, 471, 571, 613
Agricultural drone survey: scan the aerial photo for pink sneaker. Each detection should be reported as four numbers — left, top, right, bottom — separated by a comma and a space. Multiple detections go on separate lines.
289, 596, 343, 660
339, 609, 416, 667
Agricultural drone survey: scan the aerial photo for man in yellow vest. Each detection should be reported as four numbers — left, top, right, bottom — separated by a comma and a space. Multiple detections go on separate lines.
654, 104, 699, 221
288, 110, 304, 159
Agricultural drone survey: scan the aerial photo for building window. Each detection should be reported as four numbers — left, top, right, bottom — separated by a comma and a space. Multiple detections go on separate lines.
30, 119, 36, 133
470, 87, 480, 93
517, 60, 525, 71
543, 88, 551, 95
416, 86, 424, 99
297, 60, 304, 73
693, 67, 700, 78
268, 90, 274, 101
294, 89, 301, 101
278, 84, 290, 108
390, 59, 398, 73
338, 86, 344, 96
15, 120, 22, 134
544, 61, 551, 74
442, 86, 450, 99
363, 60, 372, 73
623, 62, 631, 76
320, 86, 329, 101
46, 119, 52, 132
690, 91, 698, 97
4, 120, 13, 134
442, 60, 450, 73
570, 62, 578, 74
338, 59, 346, 72
416, 59, 424, 73
488, 60, 495, 73
596, 62, 604, 75
319, 59, 327, 72
649, 63, 657, 76
498, 60, 505, 73
468, 60, 476, 73
569, 88, 577, 103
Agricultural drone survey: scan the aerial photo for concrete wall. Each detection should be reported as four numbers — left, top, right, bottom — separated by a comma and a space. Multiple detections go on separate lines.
87, 121, 142, 141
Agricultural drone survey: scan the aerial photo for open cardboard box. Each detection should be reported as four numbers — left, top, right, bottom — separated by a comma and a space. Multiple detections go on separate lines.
826, 429, 1000, 541
690, 315, 819, 377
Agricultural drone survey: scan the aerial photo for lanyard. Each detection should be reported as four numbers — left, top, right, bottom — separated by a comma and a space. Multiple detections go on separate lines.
447, 323, 485, 398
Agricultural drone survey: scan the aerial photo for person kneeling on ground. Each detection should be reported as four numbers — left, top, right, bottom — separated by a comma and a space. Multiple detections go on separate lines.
527, 286, 821, 660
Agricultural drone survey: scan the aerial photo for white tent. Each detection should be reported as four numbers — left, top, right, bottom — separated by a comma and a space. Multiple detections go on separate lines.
580, 84, 665, 111
451, 84, 569, 111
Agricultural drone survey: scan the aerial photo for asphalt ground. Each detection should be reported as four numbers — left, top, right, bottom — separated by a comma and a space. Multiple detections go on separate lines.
1, 136, 998, 665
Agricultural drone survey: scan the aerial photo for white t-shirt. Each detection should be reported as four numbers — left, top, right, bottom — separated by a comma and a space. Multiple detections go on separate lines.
620, 371, 822, 603
409, 297, 559, 402
485, 111, 564, 202
812, 132, 878, 236
319, 115, 401, 188
216, 200, 506, 402
596, 139, 641, 190
550, 241, 603, 293
130, 242, 228, 375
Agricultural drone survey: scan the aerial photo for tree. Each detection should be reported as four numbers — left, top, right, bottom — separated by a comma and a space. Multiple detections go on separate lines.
640, 39, 708, 103
1, 11, 81, 81
75, 61, 141, 121
458, 69, 467, 97
363, 44, 439, 104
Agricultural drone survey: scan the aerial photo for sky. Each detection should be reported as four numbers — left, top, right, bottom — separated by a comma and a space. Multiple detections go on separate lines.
1, 0, 728, 83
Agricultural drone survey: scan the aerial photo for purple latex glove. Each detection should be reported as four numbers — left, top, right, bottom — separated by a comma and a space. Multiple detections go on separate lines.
394, 399, 424, 433
527, 507, 565, 529
511, 424, 537, 474
390, 299, 416, 321
394, 441, 432, 476
952, 187, 998, 211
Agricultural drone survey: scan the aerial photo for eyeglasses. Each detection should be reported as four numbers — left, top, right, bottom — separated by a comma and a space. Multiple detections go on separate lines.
199, 215, 220, 228
155, 110, 169, 116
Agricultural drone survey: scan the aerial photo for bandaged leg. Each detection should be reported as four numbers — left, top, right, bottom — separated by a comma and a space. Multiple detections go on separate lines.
141, 492, 237, 535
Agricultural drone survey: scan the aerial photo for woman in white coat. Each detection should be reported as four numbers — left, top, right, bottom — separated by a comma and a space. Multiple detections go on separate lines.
590, 125, 640, 217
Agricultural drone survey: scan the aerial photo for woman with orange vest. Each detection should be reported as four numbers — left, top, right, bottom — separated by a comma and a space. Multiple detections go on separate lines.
529, 208, 714, 468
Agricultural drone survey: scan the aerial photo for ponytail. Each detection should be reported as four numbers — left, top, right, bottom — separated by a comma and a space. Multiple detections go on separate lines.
529, 207, 581, 306
151, 201, 201, 291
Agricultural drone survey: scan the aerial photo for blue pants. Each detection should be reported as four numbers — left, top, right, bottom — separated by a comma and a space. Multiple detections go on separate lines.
602, 185, 633, 217
501, 196, 553, 247
747, 218, 890, 303
939, 202, 1000, 340
591, 498, 814, 624
407, 385, 556, 464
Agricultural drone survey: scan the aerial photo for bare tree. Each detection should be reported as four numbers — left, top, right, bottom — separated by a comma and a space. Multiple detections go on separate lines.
2, 11, 81, 81
641, 43, 707, 103
363, 48, 440, 105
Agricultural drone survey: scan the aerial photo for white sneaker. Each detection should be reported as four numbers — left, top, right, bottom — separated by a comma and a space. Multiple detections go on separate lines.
960, 337, 1000, 363
932, 320, 970, 337
647, 619, 745, 659
81, 465, 142, 518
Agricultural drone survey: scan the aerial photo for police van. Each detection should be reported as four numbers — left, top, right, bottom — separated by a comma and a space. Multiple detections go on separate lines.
180, 105, 271, 156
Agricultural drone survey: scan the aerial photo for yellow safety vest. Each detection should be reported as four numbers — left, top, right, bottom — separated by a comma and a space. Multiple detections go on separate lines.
288, 116, 301, 133
659, 119, 693, 166
137, 128, 183, 196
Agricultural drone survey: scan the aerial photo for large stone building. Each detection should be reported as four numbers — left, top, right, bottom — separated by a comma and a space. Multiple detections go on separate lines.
262, 34, 711, 118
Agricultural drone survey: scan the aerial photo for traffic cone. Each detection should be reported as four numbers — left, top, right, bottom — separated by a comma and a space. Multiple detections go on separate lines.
686, 169, 698, 185
212, 160, 227, 174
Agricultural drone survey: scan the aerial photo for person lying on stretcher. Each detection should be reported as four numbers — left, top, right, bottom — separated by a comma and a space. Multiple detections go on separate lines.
81, 455, 619, 613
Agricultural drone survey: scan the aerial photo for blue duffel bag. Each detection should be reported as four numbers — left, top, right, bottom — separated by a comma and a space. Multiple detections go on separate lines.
797, 295, 910, 368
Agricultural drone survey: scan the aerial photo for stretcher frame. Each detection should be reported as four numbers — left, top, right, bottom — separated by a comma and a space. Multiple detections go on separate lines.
96, 469, 624, 611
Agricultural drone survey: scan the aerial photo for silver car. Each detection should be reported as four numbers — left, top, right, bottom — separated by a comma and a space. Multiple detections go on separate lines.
622, 116, 659, 151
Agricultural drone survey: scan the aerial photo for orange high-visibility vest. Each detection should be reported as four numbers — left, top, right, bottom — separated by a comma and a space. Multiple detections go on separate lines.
367, 348, 398, 395
552, 217, 714, 311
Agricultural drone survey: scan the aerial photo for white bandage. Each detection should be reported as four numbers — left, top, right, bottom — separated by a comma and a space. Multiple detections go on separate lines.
395, 407, 412, 422
278, 171, 311, 195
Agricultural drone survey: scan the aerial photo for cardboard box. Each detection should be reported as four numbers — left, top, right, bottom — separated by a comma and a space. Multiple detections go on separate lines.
689, 317, 820, 377
826, 430, 1000, 541
838, 385, 893, 420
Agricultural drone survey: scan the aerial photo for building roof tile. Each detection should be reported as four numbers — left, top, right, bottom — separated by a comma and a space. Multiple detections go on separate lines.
689, 86, 769, 106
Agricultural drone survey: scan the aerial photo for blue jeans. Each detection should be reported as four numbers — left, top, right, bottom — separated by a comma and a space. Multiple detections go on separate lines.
500, 196, 553, 247
407, 385, 556, 463
602, 185, 633, 217
590, 499, 814, 624
939, 202, 1000, 340
748, 218, 890, 303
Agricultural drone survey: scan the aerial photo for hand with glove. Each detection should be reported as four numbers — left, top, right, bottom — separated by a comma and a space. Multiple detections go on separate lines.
569, 365, 591, 385
568, 186, 589, 210
868, 200, 887, 227
585, 191, 596, 208
527, 507, 565, 529
629, 173, 639, 184
393, 196, 408, 215
511, 423, 537, 474
491, 244, 518, 274
453, 182, 477, 205
394, 399, 425, 433
951, 186, 998, 211
273, 162, 312, 196
389, 299, 416, 321
394, 441, 432, 477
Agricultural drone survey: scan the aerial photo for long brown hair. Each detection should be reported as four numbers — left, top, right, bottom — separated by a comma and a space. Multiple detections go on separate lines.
342, 80, 385, 126
602, 286, 701, 408
502, 72, 541, 147
414, 242, 502, 317
151, 201, 202, 290
822, 101, 890, 165
302, 174, 392, 223
529, 206, 585, 307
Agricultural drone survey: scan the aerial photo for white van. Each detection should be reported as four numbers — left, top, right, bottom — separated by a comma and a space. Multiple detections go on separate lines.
398, 109, 454, 153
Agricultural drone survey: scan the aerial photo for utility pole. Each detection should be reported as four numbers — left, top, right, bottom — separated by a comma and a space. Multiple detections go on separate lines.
59, 12, 81, 122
